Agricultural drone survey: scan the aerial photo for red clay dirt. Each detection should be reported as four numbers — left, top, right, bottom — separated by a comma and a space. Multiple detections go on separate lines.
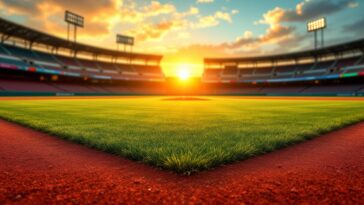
0, 119, 363, 204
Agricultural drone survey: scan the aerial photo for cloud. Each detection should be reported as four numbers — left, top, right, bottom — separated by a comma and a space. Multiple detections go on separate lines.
223, 24, 297, 51
0, 0, 234, 44
194, 0, 357, 57
215, 11, 232, 23
197, 0, 214, 4
192, 15, 218, 28
127, 19, 187, 41
347, 2, 359, 8
260, 24, 295, 43
120, 3, 233, 42
343, 17, 364, 35
168, 0, 336, 60
231, 10, 239, 15
143, 1, 176, 17
0, 0, 40, 14
258, 0, 357, 25
0, 0, 120, 37
166, 23, 299, 61
219, 0, 358, 57
191, 10, 234, 28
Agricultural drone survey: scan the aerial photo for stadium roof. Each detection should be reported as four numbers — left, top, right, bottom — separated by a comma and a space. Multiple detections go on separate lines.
0, 17, 162, 61
205, 38, 364, 64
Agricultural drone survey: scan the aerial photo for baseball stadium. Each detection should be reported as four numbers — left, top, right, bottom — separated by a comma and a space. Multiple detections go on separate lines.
0, 0, 363, 204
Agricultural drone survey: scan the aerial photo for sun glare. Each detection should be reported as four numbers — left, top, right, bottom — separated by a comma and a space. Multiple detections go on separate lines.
177, 64, 191, 80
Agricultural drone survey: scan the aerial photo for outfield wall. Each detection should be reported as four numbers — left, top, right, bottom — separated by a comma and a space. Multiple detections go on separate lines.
1, 91, 363, 97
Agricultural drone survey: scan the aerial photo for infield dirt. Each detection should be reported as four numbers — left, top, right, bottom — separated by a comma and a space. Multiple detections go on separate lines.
0, 119, 363, 204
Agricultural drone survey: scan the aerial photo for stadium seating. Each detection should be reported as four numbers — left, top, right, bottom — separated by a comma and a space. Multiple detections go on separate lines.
1, 15, 363, 96
134, 66, 163, 75
0, 56, 29, 68
202, 69, 222, 83
358, 86, 364, 93
0, 43, 165, 83
2, 44, 38, 59
222, 67, 238, 75
261, 86, 307, 95
239, 69, 254, 76
336, 56, 360, 69
274, 65, 296, 77
0, 45, 11, 55
51, 83, 95, 93
86, 85, 110, 93
56, 56, 82, 67
0, 79, 62, 92
342, 65, 364, 74
100, 85, 131, 93
204, 55, 364, 83
98, 62, 119, 72
301, 84, 364, 95
78, 59, 100, 70
294, 63, 314, 74
32, 50, 58, 63
314, 61, 335, 70
199, 84, 364, 96
254, 67, 272, 75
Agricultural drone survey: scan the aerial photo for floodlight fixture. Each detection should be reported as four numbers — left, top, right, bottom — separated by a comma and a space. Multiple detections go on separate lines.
307, 18, 326, 32
116, 34, 134, 46
65, 10, 84, 28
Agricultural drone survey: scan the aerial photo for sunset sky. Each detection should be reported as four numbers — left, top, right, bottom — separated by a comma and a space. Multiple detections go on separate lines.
0, 0, 363, 77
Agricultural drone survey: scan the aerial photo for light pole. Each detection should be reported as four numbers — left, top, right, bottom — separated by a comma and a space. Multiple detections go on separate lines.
65, 10, 84, 44
307, 18, 327, 50
116, 34, 135, 66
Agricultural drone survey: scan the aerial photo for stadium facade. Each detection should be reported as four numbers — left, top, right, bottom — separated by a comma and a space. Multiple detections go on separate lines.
0, 17, 364, 96
0, 17, 165, 95
203, 39, 364, 96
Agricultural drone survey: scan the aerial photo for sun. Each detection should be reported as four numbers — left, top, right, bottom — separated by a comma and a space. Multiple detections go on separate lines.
179, 70, 190, 80
177, 64, 191, 81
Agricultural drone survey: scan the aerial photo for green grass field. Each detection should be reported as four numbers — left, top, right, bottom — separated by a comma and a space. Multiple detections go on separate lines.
0, 97, 364, 174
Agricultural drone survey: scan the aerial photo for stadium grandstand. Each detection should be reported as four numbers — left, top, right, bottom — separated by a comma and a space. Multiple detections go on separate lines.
0, 17, 166, 96
1, 16, 364, 96
203, 38, 364, 96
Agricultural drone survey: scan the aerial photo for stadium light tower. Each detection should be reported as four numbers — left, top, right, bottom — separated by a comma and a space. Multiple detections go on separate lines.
116, 34, 134, 52
65, 10, 84, 43
116, 34, 135, 65
307, 18, 327, 50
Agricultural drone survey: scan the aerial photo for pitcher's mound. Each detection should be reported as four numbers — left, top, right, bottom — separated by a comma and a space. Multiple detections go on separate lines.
162, 97, 210, 101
